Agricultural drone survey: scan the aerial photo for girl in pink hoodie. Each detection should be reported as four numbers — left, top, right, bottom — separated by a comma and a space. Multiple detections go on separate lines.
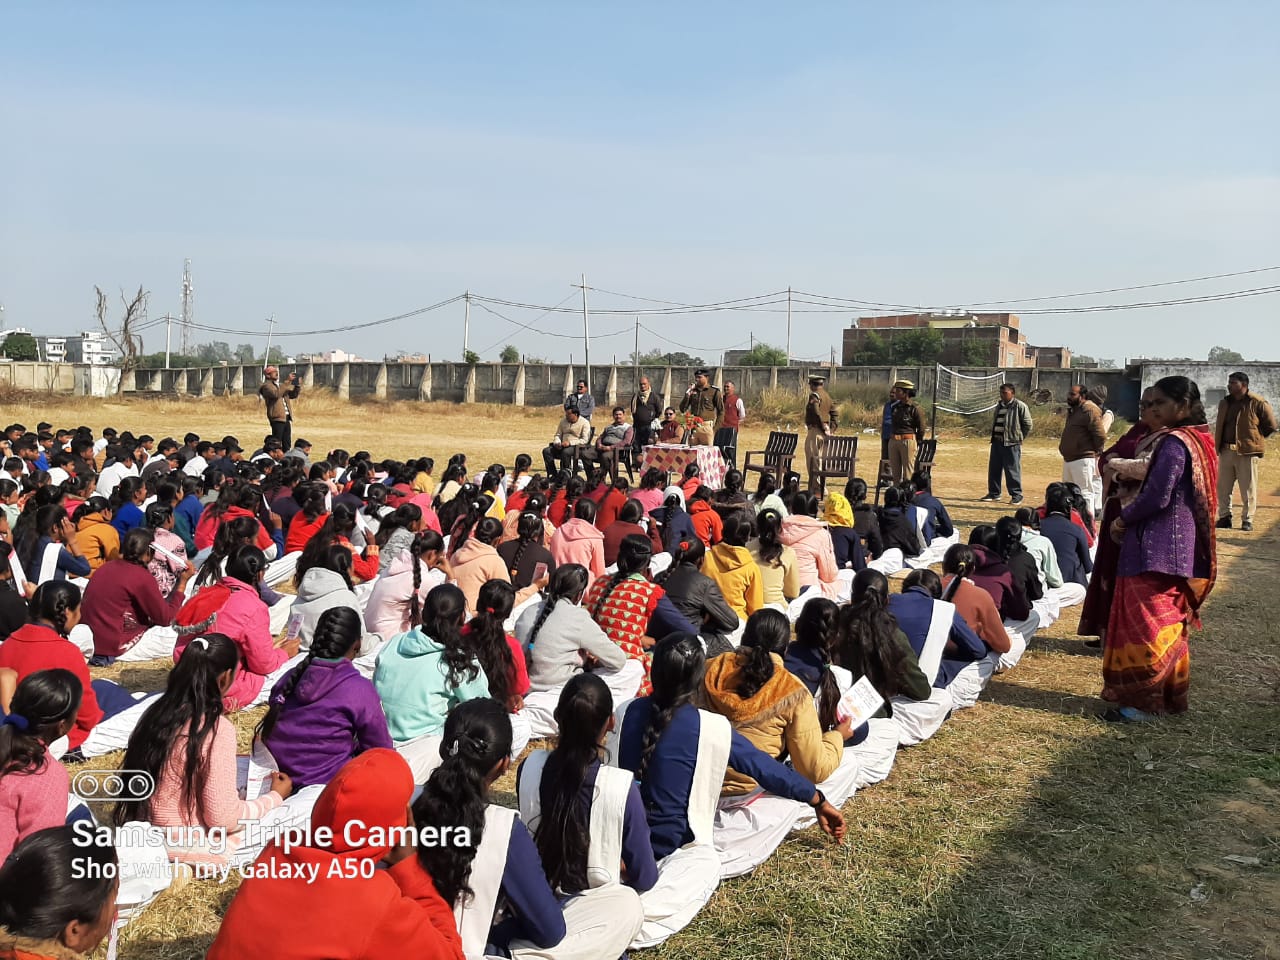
779, 493, 842, 600
450, 518, 541, 615
549, 499, 606, 579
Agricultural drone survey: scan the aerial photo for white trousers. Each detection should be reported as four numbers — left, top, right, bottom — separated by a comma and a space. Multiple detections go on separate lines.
948, 657, 997, 710
1031, 595, 1062, 631
714, 791, 805, 879
1063, 457, 1103, 513
633, 843, 722, 949
267, 595, 295, 637
905, 533, 960, 570
395, 734, 444, 783
847, 717, 900, 789
892, 687, 953, 746
68, 624, 95, 662
245, 653, 309, 709
1049, 582, 1088, 609
80, 692, 162, 759
998, 619, 1034, 671
510, 884, 644, 960
521, 660, 645, 741
509, 711, 531, 760
867, 547, 905, 576
116, 625, 180, 663
264, 551, 300, 588
228, 784, 324, 867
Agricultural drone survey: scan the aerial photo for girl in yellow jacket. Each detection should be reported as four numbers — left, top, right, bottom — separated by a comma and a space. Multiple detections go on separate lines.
71, 499, 119, 573
701, 514, 763, 621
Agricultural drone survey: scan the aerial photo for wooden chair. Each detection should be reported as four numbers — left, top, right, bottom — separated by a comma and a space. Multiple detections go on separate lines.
913, 439, 938, 479
812, 434, 859, 498
743, 431, 798, 486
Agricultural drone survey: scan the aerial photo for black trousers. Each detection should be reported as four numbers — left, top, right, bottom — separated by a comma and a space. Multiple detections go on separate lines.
269, 418, 292, 451
987, 442, 1023, 498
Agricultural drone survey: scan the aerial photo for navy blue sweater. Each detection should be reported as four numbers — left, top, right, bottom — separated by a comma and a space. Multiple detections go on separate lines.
618, 700, 815, 859
912, 492, 954, 540
887, 587, 987, 688
1040, 514, 1093, 586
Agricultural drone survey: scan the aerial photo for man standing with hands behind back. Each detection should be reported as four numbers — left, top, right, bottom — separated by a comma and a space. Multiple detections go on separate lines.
260, 365, 301, 451
1058, 383, 1106, 512
1215, 371, 1276, 533
805, 374, 838, 494
631, 375, 664, 451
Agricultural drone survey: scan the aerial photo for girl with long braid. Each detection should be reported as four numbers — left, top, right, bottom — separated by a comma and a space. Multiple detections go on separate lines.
258, 606, 393, 788
114, 633, 313, 868
548, 498, 606, 579
417, 698, 644, 960
654, 537, 740, 656
364, 530, 449, 640
583, 536, 696, 697
514, 564, 639, 739
496, 509, 556, 589
611, 634, 845, 939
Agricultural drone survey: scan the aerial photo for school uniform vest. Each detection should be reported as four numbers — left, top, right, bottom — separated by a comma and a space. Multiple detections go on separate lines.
518, 752, 633, 887
453, 804, 519, 960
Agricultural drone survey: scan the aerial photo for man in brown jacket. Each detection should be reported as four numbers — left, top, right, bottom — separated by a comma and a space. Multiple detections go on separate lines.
1215, 371, 1276, 532
259, 366, 301, 450
678, 368, 725, 434
1058, 383, 1107, 512
805, 374, 839, 493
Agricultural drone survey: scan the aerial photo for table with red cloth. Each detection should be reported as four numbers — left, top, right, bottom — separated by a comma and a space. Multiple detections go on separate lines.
640, 444, 728, 491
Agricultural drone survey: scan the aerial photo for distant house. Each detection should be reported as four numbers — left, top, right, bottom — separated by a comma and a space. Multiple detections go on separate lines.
842, 312, 1072, 368
34, 331, 117, 365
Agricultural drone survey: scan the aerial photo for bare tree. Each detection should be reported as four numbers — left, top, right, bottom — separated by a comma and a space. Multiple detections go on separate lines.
95, 285, 149, 395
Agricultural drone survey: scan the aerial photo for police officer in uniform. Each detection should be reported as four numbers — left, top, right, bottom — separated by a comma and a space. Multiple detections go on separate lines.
805, 374, 838, 494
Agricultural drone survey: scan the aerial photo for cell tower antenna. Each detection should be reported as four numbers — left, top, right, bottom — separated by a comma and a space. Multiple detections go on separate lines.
180, 259, 194, 355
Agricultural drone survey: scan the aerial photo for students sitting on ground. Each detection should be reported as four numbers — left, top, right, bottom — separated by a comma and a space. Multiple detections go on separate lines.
173, 545, 299, 711
462, 582, 531, 757
548, 499, 607, 580
497, 511, 556, 590
822, 491, 867, 572
81, 528, 191, 664
71, 498, 118, 573
614, 634, 846, 885
1039, 483, 1094, 588
584, 536, 697, 697
207, 749, 464, 960
654, 538, 740, 656
0, 669, 83, 860
939, 546, 1017, 698
0, 583, 136, 756
293, 502, 378, 584
965, 525, 1034, 623
780, 493, 844, 605
143, 503, 191, 600
259, 607, 393, 789
514, 565, 642, 739
704, 514, 766, 623
649, 487, 697, 555
364, 531, 449, 640
600, 499, 664, 567
748, 508, 801, 612
687, 486, 724, 548
876, 486, 922, 559
910, 471, 954, 540
115, 633, 302, 867
373, 584, 489, 747
0, 825, 121, 960
416, 698, 644, 960
750, 472, 788, 517
16, 505, 91, 586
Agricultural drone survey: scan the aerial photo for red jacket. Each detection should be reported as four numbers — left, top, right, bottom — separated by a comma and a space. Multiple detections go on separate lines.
689, 500, 724, 547
0, 623, 102, 748
195, 505, 273, 552
207, 749, 464, 960
594, 487, 629, 531
80, 558, 185, 659
285, 511, 329, 555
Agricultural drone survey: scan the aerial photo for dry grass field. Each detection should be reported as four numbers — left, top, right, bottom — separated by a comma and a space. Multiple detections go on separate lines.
10, 392, 1276, 960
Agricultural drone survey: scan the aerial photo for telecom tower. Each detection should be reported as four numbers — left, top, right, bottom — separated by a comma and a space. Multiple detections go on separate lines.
180, 259, 194, 355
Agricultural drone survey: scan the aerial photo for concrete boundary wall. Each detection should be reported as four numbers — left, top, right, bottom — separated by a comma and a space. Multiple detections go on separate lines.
28, 360, 1270, 422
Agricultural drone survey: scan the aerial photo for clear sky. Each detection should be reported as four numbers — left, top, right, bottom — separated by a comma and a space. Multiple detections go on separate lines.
2, 1, 1278, 365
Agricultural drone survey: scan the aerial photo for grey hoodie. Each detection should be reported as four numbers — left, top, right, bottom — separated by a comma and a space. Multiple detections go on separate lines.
292, 567, 361, 651
515, 597, 627, 693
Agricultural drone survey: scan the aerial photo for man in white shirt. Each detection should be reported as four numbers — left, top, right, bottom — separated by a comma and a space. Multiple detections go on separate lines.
97, 445, 140, 500
183, 441, 216, 478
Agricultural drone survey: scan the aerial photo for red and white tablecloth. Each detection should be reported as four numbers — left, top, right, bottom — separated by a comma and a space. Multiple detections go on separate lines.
639, 444, 728, 490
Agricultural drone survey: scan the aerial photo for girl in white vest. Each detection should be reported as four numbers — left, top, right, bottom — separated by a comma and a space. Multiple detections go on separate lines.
414, 699, 642, 960
518, 674, 667, 946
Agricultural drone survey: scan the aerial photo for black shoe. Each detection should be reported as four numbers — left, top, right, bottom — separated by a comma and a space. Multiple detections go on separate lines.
1216, 515, 1232, 529
1242, 520, 1253, 532
1011, 495, 1024, 504
979, 494, 1000, 502
1084, 638, 1102, 649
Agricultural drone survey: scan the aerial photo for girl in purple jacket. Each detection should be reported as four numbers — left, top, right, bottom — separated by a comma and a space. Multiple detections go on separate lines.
258, 606, 393, 789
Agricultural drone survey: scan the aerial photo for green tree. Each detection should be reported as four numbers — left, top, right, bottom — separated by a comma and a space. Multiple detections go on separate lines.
233, 343, 258, 364
196, 341, 232, 363
1, 332, 38, 361
499, 344, 521, 363
463, 349, 480, 365
739, 343, 788, 366
849, 331, 890, 365
960, 338, 989, 366
891, 328, 944, 365
1072, 354, 1117, 368
631, 349, 704, 366
1208, 345, 1245, 364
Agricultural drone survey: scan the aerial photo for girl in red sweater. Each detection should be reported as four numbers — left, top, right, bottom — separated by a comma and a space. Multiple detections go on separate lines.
294, 503, 379, 585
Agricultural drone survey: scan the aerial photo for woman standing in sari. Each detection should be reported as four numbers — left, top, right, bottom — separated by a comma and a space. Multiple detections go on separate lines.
1103, 376, 1217, 722
1078, 388, 1155, 643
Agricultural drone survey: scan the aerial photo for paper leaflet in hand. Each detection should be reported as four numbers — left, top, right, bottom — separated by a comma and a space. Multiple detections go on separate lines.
240, 738, 279, 801
834, 675, 885, 727
286, 611, 304, 643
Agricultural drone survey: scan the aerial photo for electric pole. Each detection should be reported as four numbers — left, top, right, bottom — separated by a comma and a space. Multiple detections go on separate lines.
785, 287, 792, 367
180, 259, 194, 356
578, 274, 591, 385
163, 314, 175, 369
264, 315, 276, 371
463, 291, 471, 356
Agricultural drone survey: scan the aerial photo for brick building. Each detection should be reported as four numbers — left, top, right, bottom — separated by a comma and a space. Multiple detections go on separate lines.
842, 312, 1072, 368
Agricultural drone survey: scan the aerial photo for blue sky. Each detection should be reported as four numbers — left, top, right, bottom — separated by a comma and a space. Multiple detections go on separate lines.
2, 1, 1278, 365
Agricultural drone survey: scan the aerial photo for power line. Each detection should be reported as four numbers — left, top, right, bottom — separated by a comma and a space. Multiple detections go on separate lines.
168, 294, 465, 338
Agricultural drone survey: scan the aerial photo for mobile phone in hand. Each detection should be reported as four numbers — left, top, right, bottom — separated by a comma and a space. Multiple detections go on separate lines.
532, 562, 548, 583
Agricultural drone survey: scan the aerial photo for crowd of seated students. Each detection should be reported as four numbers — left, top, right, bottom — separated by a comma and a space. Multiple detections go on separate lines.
0, 420, 1106, 958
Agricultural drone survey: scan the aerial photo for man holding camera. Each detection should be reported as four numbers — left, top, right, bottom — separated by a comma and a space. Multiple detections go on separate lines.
260, 365, 301, 450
